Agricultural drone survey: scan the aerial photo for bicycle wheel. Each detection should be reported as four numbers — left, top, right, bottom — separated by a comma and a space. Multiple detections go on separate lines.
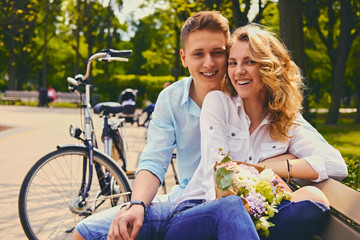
18, 145, 131, 240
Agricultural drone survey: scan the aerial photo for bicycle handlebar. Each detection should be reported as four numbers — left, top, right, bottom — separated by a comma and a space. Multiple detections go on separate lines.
102, 49, 132, 58
67, 49, 131, 87
99, 57, 128, 62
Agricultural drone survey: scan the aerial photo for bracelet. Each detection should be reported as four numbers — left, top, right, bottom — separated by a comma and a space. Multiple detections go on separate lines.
286, 159, 292, 182
121, 200, 147, 214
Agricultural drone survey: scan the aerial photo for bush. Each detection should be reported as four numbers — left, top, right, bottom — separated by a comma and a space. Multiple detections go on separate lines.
0, 79, 7, 92
342, 154, 360, 191
93, 74, 177, 108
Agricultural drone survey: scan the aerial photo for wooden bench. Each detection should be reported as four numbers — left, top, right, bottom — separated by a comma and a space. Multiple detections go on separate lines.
290, 178, 360, 240
1, 90, 81, 104
55, 92, 81, 103
2, 90, 39, 103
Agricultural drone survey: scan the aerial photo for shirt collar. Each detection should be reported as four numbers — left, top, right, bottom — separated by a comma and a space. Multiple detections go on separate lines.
181, 76, 193, 105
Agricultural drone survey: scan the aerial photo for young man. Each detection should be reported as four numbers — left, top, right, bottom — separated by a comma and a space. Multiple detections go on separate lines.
74, 11, 230, 240
74, 11, 326, 240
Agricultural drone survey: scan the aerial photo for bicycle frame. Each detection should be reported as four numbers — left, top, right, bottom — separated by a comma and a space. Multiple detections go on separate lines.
67, 50, 131, 208
103, 115, 128, 171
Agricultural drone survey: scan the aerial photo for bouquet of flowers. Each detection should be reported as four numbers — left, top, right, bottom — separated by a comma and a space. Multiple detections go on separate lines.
214, 149, 292, 237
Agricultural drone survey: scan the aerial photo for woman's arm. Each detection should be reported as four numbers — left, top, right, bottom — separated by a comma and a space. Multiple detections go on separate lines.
257, 158, 318, 180
258, 124, 348, 182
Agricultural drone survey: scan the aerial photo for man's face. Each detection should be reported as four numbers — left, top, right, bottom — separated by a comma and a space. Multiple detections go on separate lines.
180, 30, 227, 92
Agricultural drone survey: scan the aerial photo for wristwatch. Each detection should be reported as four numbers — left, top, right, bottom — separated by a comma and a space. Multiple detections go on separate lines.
121, 200, 147, 214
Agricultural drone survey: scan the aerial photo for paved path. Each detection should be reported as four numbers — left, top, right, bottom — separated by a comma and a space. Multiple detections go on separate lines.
0, 105, 176, 239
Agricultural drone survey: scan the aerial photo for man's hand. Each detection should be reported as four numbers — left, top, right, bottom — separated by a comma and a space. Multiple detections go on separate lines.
108, 205, 145, 240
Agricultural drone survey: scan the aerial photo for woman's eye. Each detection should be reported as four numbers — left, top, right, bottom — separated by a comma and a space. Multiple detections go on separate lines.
228, 62, 237, 66
247, 60, 256, 64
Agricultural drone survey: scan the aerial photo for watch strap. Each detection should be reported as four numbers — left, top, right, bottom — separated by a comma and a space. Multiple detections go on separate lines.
123, 200, 147, 214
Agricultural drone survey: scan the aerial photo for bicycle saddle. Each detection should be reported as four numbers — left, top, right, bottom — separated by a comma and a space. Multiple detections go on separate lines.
94, 102, 123, 115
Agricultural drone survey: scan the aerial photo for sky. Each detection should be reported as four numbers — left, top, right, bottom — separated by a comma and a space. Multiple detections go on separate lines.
108, 0, 161, 40
111, 0, 158, 24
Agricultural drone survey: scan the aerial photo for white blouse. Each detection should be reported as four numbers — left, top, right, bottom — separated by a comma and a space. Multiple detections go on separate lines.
176, 91, 348, 204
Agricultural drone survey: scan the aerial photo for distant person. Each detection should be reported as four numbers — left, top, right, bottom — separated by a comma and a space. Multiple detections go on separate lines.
38, 87, 48, 107
141, 82, 170, 127
163, 81, 170, 89
47, 86, 56, 108
140, 103, 155, 127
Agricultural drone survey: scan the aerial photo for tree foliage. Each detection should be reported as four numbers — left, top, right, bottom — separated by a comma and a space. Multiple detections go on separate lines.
0, 0, 359, 122
303, 0, 360, 124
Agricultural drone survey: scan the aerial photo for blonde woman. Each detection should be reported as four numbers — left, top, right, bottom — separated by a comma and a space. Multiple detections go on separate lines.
172, 24, 348, 240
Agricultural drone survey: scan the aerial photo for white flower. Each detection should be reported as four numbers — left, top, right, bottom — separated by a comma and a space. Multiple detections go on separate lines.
259, 169, 276, 183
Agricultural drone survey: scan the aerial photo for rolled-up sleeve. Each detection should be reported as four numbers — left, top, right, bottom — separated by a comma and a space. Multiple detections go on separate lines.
136, 90, 176, 185
288, 127, 348, 182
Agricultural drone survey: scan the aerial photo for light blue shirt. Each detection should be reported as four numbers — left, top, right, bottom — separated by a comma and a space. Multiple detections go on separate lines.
137, 76, 201, 201
137, 76, 327, 202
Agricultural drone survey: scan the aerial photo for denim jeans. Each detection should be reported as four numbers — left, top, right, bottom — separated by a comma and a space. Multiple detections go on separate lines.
76, 198, 329, 240
263, 200, 330, 240
164, 196, 260, 240
75, 202, 177, 240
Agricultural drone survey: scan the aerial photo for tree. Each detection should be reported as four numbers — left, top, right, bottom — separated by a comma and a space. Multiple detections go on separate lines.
0, 0, 38, 90
278, 0, 310, 119
345, 35, 360, 123
304, 0, 360, 124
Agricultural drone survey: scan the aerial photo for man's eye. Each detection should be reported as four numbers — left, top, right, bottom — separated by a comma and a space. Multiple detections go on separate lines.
194, 52, 203, 56
213, 51, 225, 55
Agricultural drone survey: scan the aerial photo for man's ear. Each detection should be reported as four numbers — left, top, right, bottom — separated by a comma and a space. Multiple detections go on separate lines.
180, 49, 188, 68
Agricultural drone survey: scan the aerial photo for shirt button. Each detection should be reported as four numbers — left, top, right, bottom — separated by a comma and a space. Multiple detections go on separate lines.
272, 146, 276, 149
209, 126, 213, 130
249, 157, 252, 161
231, 132, 235, 137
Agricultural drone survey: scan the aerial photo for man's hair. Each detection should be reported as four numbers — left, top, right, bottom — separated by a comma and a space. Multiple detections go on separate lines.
181, 11, 229, 51
224, 23, 305, 142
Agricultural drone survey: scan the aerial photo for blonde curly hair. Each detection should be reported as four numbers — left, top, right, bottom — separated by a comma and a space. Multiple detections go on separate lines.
224, 23, 305, 141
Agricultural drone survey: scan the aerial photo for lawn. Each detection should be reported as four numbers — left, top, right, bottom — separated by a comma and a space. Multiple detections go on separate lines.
313, 115, 360, 192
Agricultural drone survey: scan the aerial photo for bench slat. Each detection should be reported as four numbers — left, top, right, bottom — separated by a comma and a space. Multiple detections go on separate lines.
2, 90, 81, 104
319, 214, 360, 240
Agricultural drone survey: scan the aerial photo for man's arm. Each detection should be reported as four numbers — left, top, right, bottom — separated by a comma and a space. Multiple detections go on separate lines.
108, 170, 160, 240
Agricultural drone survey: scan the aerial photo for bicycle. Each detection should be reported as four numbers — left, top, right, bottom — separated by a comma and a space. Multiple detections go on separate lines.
18, 49, 133, 240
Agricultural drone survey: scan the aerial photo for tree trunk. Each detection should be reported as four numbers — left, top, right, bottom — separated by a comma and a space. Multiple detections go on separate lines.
325, 0, 353, 124
104, 0, 112, 79
74, 0, 81, 75
8, 49, 16, 90
231, 0, 241, 27
42, 0, 49, 88
173, 24, 181, 82
278, 0, 310, 120
354, 82, 360, 123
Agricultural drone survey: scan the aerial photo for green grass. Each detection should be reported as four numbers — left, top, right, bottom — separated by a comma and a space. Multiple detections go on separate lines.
313, 115, 360, 192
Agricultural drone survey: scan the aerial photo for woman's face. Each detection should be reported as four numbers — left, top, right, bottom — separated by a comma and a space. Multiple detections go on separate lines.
227, 40, 265, 101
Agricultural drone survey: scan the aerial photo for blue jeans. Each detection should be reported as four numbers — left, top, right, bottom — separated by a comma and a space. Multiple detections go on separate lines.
263, 200, 330, 240
76, 198, 329, 240
75, 202, 176, 240
164, 196, 260, 240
